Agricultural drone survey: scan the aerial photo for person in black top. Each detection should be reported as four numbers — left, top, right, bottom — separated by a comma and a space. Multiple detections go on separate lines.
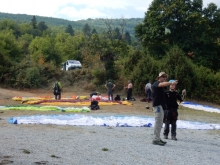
105, 80, 116, 101
163, 80, 185, 141
152, 72, 178, 146
53, 81, 62, 100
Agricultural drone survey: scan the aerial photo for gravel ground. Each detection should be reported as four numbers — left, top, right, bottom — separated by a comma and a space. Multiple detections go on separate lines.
0, 115, 220, 165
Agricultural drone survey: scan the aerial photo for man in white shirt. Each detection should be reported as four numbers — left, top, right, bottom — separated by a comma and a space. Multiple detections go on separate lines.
145, 80, 152, 102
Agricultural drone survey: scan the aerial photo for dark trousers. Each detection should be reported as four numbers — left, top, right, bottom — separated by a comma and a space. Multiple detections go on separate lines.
127, 88, 132, 100
163, 120, 177, 136
107, 90, 113, 101
146, 89, 151, 102
55, 93, 61, 100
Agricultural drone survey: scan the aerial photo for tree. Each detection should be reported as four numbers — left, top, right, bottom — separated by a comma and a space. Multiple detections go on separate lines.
31, 16, 37, 29
113, 27, 121, 39
88, 18, 129, 80
28, 36, 62, 66
65, 24, 74, 36
82, 23, 91, 38
0, 19, 21, 38
162, 45, 196, 95
38, 21, 48, 31
124, 31, 131, 44
135, 0, 220, 70
18, 33, 33, 55
0, 29, 22, 83
0, 29, 22, 61
55, 32, 84, 62
91, 28, 98, 34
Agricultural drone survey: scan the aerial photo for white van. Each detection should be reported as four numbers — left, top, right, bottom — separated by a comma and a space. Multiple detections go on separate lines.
62, 60, 82, 71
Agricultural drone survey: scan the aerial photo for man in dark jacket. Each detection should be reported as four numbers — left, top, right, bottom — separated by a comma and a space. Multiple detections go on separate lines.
163, 80, 185, 141
152, 72, 178, 146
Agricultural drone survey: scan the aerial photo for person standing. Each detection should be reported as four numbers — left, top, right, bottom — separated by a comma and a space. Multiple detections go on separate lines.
53, 81, 62, 100
125, 80, 133, 101
163, 81, 185, 141
152, 72, 178, 146
145, 80, 152, 102
105, 80, 116, 101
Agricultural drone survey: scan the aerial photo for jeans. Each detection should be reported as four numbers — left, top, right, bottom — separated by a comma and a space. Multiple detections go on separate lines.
146, 89, 151, 102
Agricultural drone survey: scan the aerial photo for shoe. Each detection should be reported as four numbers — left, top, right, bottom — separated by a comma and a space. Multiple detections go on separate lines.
160, 139, 167, 144
164, 135, 168, 139
172, 136, 177, 141
152, 140, 165, 146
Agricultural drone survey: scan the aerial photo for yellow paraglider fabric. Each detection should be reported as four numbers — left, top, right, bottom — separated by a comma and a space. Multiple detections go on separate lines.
12, 96, 133, 106
22, 100, 132, 106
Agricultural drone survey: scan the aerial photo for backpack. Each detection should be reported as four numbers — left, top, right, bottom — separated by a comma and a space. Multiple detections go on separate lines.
53, 82, 60, 95
90, 100, 100, 110
130, 97, 136, 101
114, 94, 121, 101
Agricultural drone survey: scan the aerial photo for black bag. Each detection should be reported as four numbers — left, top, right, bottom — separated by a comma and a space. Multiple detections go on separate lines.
114, 94, 121, 101
130, 97, 136, 101
90, 100, 100, 110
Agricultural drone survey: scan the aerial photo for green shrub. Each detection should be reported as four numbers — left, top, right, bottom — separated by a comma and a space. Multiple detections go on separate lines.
91, 68, 106, 86
82, 82, 96, 91
192, 66, 220, 103
23, 66, 41, 88
162, 45, 196, 96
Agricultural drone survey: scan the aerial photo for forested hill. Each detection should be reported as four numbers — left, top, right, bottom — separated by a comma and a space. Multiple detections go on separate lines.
0, 12, 143, 36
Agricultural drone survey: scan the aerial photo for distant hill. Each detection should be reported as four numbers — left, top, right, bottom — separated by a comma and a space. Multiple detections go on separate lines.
0, 12, 143, 37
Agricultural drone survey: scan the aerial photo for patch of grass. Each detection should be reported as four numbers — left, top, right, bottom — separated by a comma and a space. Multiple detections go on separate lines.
207, 130, 220, 135
34, 161, 49, 164
22, 149, 30, 154
102, 148, 109, 151
51, 155, 60, 158
1, 160, 13, 164
3, 156, 11, 158
179, 106, 220, 123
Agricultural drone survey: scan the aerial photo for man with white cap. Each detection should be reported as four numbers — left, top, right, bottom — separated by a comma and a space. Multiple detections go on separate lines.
152, 72, 178, 146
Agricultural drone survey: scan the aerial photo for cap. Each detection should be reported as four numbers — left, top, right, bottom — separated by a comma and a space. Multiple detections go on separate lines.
158, 72, 168, 78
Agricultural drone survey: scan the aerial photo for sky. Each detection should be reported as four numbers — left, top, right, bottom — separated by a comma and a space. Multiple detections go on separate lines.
0, 0, 220, 21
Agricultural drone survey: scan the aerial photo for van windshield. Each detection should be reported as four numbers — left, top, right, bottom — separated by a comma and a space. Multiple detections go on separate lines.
69, 61, 80, 64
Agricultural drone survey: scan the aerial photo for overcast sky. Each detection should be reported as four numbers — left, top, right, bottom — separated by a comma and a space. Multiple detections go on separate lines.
0, 0, 220, 21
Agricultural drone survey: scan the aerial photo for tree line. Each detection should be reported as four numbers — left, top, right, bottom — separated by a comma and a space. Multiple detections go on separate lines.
0, 12, 142, 39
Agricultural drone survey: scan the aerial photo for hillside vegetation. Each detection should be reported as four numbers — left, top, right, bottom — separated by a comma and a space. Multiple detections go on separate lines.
0, 12, 143, 37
